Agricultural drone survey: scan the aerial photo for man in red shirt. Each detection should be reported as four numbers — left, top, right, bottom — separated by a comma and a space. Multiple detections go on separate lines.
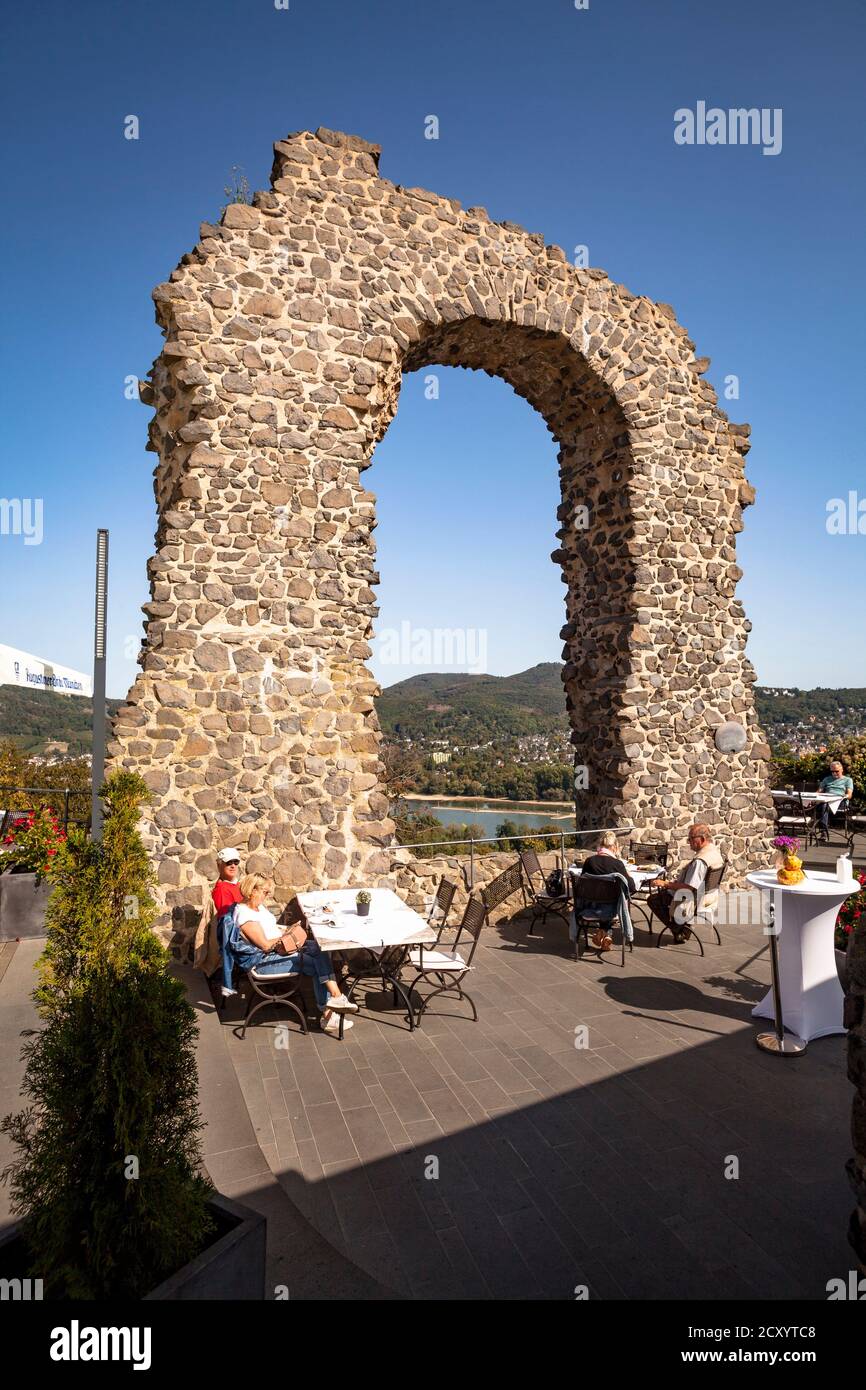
212, 847, 243, 915
212, 848, 244, 997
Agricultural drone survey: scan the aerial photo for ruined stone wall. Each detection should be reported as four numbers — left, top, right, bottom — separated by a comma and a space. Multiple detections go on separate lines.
110, 127, 772, 950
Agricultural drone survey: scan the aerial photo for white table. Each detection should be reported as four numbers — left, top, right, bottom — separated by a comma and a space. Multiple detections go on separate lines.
298, 887, 436, 952
771, 789, 844, 813
747, 870, 858, 1042
298, 888, 436, 1032
569, 862, 663, 892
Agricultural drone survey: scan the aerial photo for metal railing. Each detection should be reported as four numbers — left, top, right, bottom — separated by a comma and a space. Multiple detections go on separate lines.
395, 824, 635, 890
0, 785, 90, 835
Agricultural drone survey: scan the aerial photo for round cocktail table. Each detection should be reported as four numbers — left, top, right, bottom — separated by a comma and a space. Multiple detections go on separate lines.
746, 870, 858, 1045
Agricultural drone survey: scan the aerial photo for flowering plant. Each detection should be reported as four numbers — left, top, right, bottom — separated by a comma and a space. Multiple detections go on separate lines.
836, 871, 866, 952
772, 835, 800, 855
2, 807, 67, 880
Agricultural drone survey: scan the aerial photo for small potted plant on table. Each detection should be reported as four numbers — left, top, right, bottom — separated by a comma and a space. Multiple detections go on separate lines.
356, 890, 372, 917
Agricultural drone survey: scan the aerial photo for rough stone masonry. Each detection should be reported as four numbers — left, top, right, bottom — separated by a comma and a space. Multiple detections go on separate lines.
109, 127, 772, 950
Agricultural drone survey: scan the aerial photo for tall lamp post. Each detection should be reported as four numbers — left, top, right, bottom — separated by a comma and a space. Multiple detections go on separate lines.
91, 529, 109, 841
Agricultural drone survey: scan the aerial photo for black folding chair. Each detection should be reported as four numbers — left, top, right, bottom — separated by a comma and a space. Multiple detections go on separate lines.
519, 849, 570, 934
404, 896, 486, 1026
571, 873, 631, 968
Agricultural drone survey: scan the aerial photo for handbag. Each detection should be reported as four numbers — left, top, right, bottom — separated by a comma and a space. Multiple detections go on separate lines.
278, 921, 308, 954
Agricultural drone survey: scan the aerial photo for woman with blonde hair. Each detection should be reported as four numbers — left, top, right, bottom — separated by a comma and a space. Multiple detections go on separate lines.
223, 873, 358, 1035
578, 831, 637, 952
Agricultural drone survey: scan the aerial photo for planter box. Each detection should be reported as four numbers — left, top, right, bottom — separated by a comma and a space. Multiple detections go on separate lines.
0, 1194, 266, 1300
0, 871, 51, 942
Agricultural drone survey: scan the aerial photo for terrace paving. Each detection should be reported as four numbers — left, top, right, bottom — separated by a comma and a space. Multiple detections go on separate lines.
210, 878, 857, 1301
1, 829, 861, 1299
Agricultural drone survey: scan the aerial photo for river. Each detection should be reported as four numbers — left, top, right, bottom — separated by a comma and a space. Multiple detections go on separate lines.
401, 796, 575, 834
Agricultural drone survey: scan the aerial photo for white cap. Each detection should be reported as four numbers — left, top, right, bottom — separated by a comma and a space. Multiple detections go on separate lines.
216, 847, 242, 864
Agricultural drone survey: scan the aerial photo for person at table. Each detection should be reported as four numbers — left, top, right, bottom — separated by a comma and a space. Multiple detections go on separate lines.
815, 760, 853, 841
223, 873, 358, 1034
581, 831, 638, 894
579, 831, 637, 949
646, 824, 723, 944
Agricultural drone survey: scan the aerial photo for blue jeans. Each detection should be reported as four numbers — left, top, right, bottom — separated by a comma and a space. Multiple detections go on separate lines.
223, 916, 336, 1010
818, 800, 847, 832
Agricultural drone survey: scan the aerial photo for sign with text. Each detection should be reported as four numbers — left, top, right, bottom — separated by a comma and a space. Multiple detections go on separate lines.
0, 644, 91, 697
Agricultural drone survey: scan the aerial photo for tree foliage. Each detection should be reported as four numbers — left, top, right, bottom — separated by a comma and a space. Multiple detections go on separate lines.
1, 771, 213, 1299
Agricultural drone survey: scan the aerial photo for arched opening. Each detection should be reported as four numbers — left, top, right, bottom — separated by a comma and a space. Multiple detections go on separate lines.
355, 318, 639, 853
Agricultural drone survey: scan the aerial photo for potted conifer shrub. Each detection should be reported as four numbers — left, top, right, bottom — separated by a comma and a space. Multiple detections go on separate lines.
0, 771, 265, 1299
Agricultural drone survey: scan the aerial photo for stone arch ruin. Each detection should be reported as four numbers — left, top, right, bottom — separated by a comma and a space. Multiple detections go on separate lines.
110, 127, 772, 946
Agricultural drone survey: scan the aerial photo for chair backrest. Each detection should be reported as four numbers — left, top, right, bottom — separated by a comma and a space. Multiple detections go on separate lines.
429, 876, 457, 926
630, 840, 669, 868
481, 861, 523, 914
572, 874, 621, 907
519, 848, 544, 890
703, 860, 727, 897
453, 895, 487, 966
774, 797, 811, 823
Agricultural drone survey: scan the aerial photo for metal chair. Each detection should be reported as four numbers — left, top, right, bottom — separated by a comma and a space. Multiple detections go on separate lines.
773, 795, 814, 847
814, 799, 853, 851
626, 841, 669, 932
571, 873, 631, 968
237, 964, 308, 1040
651, 860, 728, 957
519, 848, 570, 934
480, 861, 524, 923
628, 840, 669, 869
405, 895, 487, 1026
427, 876, 457, 939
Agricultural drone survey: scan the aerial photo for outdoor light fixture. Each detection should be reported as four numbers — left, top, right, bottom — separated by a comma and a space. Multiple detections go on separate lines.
91, 528, 109, 840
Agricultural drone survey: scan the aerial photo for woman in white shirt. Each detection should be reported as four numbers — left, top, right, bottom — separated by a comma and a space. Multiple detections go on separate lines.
229, 873, 358, 1035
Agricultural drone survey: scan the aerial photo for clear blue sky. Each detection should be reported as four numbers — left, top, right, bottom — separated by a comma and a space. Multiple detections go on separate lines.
0, 0, 863, 698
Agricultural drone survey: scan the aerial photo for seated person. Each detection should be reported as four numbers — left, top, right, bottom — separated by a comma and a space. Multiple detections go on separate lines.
816, 760, 853, 840
212, 847, 243, 915
579, 831, 637, 951
224, 873, 358, 1036
647, 823, 723, 943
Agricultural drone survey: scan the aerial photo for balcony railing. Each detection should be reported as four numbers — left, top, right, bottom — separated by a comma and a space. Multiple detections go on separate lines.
395, 823, 635, 889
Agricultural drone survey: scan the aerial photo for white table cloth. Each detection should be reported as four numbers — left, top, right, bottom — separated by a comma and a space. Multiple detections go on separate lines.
298, 887, 436, 952
569, 862, 663, 891
771, 790, 844, 813
747, 870, 858, 1042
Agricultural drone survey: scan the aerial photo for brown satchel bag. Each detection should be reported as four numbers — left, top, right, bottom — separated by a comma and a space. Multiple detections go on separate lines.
278, 921, 308, 954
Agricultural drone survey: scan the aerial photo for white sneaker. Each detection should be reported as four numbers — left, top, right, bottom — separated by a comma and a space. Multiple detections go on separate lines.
221, 986, 238, 998
328, 993, 359, 1013
322, 1013, 353, 1034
